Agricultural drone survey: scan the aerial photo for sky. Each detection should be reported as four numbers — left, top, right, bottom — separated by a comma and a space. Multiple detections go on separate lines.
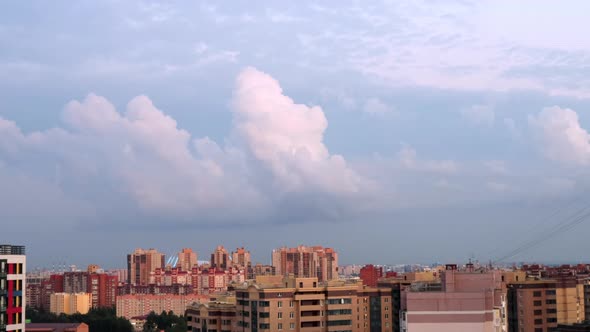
2, 0, 590, 269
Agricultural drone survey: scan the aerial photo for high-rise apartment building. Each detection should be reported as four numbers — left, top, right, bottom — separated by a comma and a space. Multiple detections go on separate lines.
507, 281, 558, 332
88, 273, 118, 308
231, 247, 251, 268
127, 248, 165, 285
231, 275, 393, 332
0, 244, 26, 332
50, 293, 92, 315
360, 264, 383, 287
271, 246, 338, 282
211, 246, 229, 270
177, 248, 198, 272
63, 272, 88, 293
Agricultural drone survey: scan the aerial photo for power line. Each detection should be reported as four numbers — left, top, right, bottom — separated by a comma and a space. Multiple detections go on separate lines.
493, 199, 590, 263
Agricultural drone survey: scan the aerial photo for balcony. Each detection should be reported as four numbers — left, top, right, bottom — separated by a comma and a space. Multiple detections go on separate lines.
300, 315, 322, 323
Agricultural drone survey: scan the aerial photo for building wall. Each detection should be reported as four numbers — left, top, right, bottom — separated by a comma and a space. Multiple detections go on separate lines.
116, 294, 204, 319
507, 281, 558, 332
231, 247, 251, 268
1, 245, 26, 332
50, 293, 92, 315
233, 276, 392, 332
177, 248, 198, 272
127, 249, 165, 286
271, 246, 339, 282
360, 265, 383, 287
401, 268, 506, 332
405, 322, 495, 332
556, 283, 585, 324
186, 302, 237, 332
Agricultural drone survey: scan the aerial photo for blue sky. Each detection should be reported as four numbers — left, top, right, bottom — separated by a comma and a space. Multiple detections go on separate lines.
2, 0, 590, 268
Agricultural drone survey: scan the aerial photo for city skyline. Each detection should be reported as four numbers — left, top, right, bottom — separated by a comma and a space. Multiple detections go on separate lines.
3, 1, 590, 267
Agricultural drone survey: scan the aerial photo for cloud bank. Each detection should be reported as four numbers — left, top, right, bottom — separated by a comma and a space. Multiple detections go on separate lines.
0, 67, 370, 226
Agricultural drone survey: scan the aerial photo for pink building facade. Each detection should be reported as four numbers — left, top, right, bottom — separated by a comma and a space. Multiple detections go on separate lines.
401, 264, 506, 332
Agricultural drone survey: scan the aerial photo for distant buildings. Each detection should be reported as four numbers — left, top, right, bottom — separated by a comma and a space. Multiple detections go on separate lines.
50, 293, 92, 315
177, 248, 198, 272
210, 246, 229, 270
0, 244, 26, 332
87, 272, 118, 308
230, 247, 251, 268
116, 294, 204, 319
271, 245, 338, 281
127, 248, 165, 286
359, 264, 383, 287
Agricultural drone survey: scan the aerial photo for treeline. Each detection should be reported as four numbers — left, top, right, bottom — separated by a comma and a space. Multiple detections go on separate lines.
142, 311, 187, 332
26, 307, 134, 332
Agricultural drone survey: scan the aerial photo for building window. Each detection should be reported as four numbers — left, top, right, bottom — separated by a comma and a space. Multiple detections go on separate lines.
289, 301, 294, 307
278, 312, 282, 319
290, 323, 295, 330
546, 299, 556, 305
547, 308, 557, 314
546, 290, 556, 296
534, 310, 542, 315
259, 323, 270, 329
290, 312, 294, 318
534, 300, 542, 306
278, 323, 283, 330
533, 291, 541, 297
534, 319, 542, 325
278, 301, 283, 308
547, 318, 557, 323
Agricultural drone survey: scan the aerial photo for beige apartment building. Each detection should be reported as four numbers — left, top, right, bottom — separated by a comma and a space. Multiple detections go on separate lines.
186, 300, 237, 332
116, 294, 205, 319
186, 275, 393, 332
272, 246, 338, 282
555, 275, 585, 325
49, 293, 92, 315
177, 248, 198, 272
127, 248, 165, 285
231, 247, 251, 268
507, 280, 558, 332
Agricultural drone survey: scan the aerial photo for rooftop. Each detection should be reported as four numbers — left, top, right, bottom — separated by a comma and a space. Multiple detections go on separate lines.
26, 323, 87, 332
0, 244, 25, 255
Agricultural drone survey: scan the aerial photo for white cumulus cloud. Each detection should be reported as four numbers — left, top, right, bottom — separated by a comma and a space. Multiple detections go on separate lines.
232, 67, 365, 194
0, 67, 372, 226
529, 106, 590, 165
